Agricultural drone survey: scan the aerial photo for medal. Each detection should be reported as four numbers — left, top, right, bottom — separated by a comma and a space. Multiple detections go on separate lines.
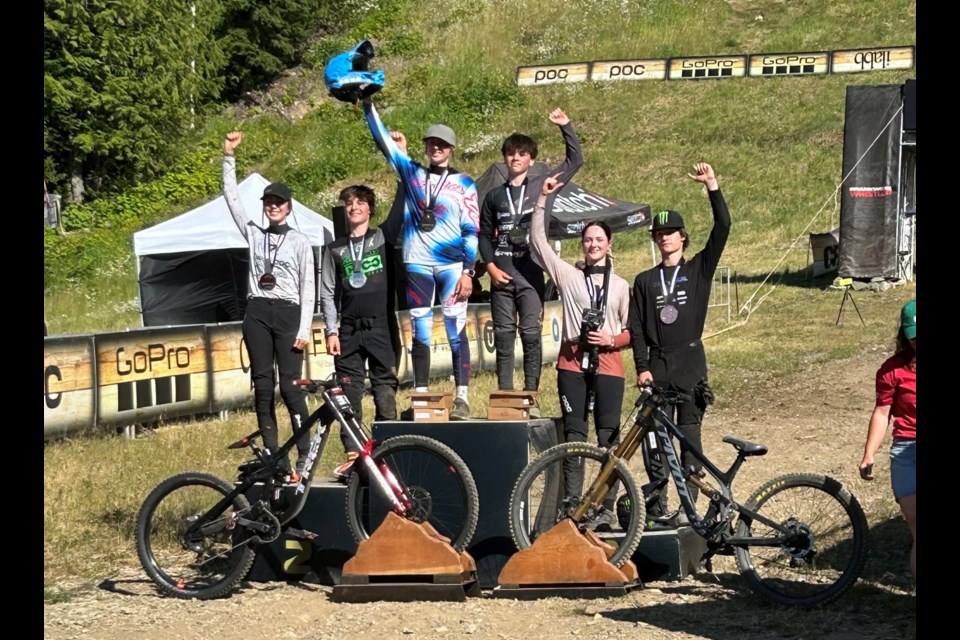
508, 225, 528, 245
258, 273, 277, 290
419, 207, 436, 232
419, 169, 449, 233
347, 236, 367, 287
659, 304, 678, 324
349, 272, 367, 288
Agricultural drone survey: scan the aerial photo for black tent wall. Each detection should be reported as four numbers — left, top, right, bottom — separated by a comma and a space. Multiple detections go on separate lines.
139, 248, 321, 327
139, 250, 250, 326
838, 84, 903, 279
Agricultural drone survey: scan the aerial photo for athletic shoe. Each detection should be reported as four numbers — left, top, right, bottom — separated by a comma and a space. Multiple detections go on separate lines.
450, 398, 470, 420
585, 509, 618, 533
333, 452, 359, 482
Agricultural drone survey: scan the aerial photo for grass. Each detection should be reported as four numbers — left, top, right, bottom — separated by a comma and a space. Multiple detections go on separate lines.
43, 1, 916, 615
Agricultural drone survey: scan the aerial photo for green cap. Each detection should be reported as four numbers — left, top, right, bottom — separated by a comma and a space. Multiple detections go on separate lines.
900, 299, 916, 340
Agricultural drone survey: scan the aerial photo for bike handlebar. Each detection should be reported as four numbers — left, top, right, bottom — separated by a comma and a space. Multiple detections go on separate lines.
637, 382, 692, 407
293, 377, 340, 394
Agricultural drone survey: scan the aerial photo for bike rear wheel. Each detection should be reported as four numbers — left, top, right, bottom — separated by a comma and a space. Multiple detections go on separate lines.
345, 435, 479, 551
508, 442, 644, 567
135, 472, 256, 600
734, 473, 868, 607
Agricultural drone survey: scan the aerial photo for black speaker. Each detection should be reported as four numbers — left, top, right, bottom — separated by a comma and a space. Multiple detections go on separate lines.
332, 205, 348, 239
902, 79, 916, 131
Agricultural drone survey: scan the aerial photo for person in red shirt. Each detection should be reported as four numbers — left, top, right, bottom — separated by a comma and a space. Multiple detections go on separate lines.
860, 299, 916, 587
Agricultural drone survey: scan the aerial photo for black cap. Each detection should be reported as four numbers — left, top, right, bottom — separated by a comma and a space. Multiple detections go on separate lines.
261, 182, 292, 202
650, 209, 685, 231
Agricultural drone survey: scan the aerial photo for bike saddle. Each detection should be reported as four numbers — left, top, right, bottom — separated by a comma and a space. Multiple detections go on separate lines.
722, 435, 768, 456
227, 429, 264, 450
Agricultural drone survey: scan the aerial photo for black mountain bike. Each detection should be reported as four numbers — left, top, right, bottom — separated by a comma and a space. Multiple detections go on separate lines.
135, 378, 479, 600
508, 383, 868, 607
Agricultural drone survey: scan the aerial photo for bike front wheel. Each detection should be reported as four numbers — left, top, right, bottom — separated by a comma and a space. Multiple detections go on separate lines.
734, 473, 869, 607
345, 435, 479, 551
508, 442, 644, 567
135, 472, 256, 600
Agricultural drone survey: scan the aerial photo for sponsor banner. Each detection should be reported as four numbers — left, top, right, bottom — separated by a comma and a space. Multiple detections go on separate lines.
44, 336, 97, 441
474, 303, 524, 371
207, 322, 253, 409
516, 63, 591, 86
749, 51, 829, 77
541, 301, 563, 365
96, 327, 209, 425
591, 59, 666, 81
810, 228, 840, 277
668, 55, 747, 80
831, 46, 914, 74
848, 186, 893, 198
303, 316, 335, 384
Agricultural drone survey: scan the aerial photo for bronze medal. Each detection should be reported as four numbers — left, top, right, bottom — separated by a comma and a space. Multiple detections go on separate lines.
259, 273, 277, 291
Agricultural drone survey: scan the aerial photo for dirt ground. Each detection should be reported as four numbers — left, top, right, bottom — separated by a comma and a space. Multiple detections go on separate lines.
43, 347, 916, 640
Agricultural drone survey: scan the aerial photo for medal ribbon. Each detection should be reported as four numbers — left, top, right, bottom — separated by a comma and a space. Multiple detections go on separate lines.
658, 264, 680, 306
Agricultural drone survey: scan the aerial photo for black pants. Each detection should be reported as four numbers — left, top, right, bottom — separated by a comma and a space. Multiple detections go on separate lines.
242, 298, 311, 460
491, 269, 544, 391
557, 369, 624, 510
641, 396, 705, 517
334, 317, 399, 453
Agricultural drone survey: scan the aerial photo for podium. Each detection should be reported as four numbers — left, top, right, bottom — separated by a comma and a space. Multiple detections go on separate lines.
246, 418, 559, 588
245, 418, 703, 590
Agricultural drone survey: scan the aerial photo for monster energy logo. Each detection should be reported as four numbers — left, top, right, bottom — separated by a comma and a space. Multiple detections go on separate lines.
655, 211, 670, 225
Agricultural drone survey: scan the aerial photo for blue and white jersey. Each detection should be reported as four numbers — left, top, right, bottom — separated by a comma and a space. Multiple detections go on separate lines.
364, 102, 479, 269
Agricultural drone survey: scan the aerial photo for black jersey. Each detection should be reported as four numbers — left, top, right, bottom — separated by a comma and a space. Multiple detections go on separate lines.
478, 123, 583, 274
629, 189, 731, 388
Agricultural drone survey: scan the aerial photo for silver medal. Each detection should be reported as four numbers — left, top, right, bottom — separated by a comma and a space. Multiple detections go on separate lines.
349, 271, 367, 289
659, 304, 679, 324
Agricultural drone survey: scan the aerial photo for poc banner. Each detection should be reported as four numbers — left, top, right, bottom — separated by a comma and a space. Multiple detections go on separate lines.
591, 59, 666, 82
749, 51, 829, 77
668, 55, 747, 80
44, 335, 97, 441
96, 327, 210, 426
516, 63, 591, 86
832, 46, 915, 74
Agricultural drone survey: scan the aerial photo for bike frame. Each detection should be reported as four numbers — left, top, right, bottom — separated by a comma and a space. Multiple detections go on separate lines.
185, 380, 412, 545
573, 386, 793, 547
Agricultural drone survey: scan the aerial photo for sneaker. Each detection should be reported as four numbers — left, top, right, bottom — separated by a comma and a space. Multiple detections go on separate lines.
585, 509, 617, 533
450, 398, 470, 420
645, 512, 679, 531
333, 452, 359, 482
675, 511, 691, 527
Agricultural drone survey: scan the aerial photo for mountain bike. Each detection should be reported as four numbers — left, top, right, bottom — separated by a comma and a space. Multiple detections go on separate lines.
135, 377, 479, 600
507, 383, 868, 607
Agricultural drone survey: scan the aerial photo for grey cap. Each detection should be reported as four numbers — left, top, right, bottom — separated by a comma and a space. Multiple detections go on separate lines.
423, 124, 456, 148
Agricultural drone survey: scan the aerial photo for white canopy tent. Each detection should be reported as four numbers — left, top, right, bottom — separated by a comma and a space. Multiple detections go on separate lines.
133, 172, 334, 326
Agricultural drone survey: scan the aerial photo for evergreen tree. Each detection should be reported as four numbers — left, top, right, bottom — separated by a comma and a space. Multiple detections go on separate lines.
44, 0, 225, 202
218, 0, 323, 101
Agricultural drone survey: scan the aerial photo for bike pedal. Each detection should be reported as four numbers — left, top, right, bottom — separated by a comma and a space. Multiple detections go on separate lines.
285, 527, 318, 541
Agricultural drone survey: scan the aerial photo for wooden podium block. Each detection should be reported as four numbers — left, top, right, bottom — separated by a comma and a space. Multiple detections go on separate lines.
409, 392, 452, 422
333, 513, 480, 602
493, 520, 638, 599
487, 391, 538, 420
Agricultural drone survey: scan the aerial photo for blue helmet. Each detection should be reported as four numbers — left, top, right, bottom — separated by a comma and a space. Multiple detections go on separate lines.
324, 40, 385, 103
